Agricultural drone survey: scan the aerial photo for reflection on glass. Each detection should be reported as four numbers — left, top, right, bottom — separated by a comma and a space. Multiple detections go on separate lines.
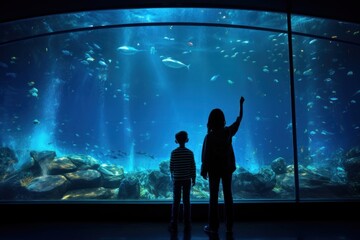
293, 33, 360, 199
3, 8, 359, 202
0, 21, 294, 201
0, 8, 287, 45
292, 14, 360, 45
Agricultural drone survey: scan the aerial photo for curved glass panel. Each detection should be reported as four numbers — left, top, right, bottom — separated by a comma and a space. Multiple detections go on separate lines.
292, 15, 360, 46
3, 8, 359, 202
0, 8, 287, 45
293, 22, 360, 199
0, 15, 294, 201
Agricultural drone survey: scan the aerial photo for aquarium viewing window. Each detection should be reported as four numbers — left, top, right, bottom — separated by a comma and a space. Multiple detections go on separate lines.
0, 8, 359, 202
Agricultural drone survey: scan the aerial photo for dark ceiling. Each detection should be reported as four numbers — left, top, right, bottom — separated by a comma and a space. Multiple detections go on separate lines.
1, 0, 359, 24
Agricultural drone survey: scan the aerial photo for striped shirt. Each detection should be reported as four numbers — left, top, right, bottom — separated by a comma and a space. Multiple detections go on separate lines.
170, 147, 196, 181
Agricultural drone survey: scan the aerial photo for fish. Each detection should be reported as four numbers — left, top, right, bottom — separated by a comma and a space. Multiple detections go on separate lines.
62, 50, 72, 56
6, 72, 16, 78
150, 46, 156, 55
117, 46, 141, 55
320, 130, 334, 135
162, 57, 190, 69
210, 74, 220, 81
33, 119, 40, 124
98, 60, 107, 66
0, 61, 8, 68
29, 87, 38, 97
227, 79, 234, 84
303, 69, 313, 76
352, 89, 360, 96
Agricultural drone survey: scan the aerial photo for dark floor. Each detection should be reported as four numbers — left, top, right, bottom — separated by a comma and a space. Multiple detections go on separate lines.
1, 220, 359, 240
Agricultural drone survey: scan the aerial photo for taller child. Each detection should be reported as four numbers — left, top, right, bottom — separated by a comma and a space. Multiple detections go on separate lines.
201, 96, 245, 234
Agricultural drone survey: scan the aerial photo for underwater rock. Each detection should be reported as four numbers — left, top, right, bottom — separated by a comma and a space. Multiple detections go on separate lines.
30, 150, 57, 176
275, 164, 352, 198
288, 164, 331, 186
232, 167, 276, 194
26, 175, 69, 199
194, 173, 209, 192
159, 160, 170, 175
253, 167, 276, 192
46, 157, 78, 175
271, 157, 287, 175
300, 181, 349, 198
275, 172, 295, 192
109, 188, 119, 199
102, 174, 123, 188
118, 176, 140, 199
233, 167, 258, 192
332, 167, 347, 184
17, 156, 42, 176
0, 147, 18, 178
345, 146, 360, 159
0, 147, 17, 161
98, 165, 125, 188
147, 170, 171, 198
343, 156, 360, 182
0, 172, 34, 200
191, 186, 210, 199
97, 166, 115, 176
64, 169, 102, 190
30, 150, 56, 165
98, 164, 124, 176
62, 187, 112, 200
134, 169, 151, 186
301, 166, 332, 185
67, 154, 100, 170
140, 186, 156, 200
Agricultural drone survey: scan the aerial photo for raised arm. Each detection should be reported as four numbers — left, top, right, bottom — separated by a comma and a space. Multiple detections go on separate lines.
228, 96, 245, 136
239, 96, 245, 121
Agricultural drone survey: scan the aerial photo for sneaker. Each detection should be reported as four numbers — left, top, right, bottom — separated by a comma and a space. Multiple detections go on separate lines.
203, 225, 218, 234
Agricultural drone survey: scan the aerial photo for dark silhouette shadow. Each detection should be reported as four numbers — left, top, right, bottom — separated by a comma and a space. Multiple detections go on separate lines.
169, 131, 196, 234
201, 96, 245, 235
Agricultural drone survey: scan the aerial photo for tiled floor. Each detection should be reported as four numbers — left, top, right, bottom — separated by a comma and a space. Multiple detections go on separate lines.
0, 220, 359, 240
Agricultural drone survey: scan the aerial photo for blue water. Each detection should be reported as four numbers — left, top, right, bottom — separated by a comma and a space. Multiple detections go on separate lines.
0, 12, 359, 175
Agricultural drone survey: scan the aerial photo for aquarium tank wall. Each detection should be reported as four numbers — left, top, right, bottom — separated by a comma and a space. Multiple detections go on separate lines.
0, 8, 359, 202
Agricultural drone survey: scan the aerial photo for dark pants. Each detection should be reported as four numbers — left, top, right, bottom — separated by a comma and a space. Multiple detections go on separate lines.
170, 179, 191, 226
208, 173, 233, 231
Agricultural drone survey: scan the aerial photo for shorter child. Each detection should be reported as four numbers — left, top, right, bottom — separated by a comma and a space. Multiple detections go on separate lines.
169, 131, 196, 232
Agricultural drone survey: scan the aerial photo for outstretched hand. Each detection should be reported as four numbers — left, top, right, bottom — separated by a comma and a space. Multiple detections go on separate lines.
240, 96, 245, 105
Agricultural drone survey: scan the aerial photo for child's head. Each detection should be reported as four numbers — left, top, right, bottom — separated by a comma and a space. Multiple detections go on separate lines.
207, 108, 226, 131
175, 131, 188, 145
